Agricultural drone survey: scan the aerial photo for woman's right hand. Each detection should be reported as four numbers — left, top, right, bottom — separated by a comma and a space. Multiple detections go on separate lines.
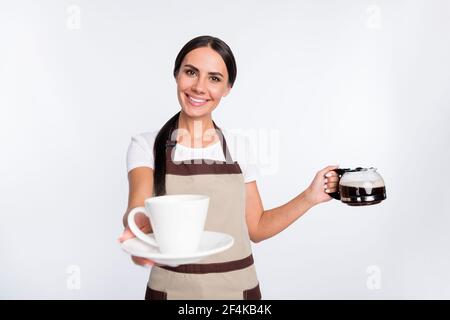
118, 213, 155, 267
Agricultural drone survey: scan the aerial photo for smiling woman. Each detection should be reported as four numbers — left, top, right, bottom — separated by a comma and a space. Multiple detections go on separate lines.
120, 35, 340, 300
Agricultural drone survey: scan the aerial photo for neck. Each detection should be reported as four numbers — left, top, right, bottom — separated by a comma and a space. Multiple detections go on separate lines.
176, 111, 218, 147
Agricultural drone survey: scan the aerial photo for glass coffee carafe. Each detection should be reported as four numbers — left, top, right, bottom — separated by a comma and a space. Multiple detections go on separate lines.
328, 167, 386, 206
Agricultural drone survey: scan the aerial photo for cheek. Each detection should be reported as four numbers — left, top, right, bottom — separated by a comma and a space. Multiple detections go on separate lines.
209, 86, 227, 100
177, 75, 194, 91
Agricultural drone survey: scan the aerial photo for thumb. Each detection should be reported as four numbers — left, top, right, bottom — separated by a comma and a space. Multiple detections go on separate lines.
320, 164, 339, 175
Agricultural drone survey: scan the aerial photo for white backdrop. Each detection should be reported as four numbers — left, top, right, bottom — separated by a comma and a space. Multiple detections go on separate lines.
1, 0, 449, 299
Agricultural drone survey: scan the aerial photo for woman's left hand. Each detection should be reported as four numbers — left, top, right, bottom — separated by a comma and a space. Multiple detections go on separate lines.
305, 165, 340, 206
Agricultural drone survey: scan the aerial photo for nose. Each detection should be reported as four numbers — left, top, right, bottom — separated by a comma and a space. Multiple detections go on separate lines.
192, 76, 207, 94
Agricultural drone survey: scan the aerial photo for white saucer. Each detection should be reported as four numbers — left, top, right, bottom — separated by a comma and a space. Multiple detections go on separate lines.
121, 231, 234, 267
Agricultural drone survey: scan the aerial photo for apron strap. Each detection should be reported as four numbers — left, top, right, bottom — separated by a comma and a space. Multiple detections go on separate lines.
213, 121, 234, 164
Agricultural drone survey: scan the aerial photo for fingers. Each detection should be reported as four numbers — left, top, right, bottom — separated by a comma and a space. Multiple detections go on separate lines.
323, 172, 339, 193
118, 229, 154, 267
133, 213, 152, 233
324, 179, 338, 187
119, 213, 152, 243
131, 255, 155, 267
324, 179, 338, 192
118, 227, 136, 243
319, 165, 339, 193
324, 181, 338, 193
324, 176, 339, 183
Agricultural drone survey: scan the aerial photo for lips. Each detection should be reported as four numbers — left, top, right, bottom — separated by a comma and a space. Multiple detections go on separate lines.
185, 93, 209, 107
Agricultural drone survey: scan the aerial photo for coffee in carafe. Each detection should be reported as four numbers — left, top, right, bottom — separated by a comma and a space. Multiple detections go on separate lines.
339, 183, 386, 206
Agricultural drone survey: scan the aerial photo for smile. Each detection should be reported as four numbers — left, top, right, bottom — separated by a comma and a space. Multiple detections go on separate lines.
186, 93, 209, 107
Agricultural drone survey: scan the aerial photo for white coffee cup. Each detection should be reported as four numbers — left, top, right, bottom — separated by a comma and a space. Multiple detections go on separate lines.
127, 194, 209, 255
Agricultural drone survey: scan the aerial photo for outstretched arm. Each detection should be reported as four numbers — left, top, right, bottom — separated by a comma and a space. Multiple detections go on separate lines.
245, 165, 339, 243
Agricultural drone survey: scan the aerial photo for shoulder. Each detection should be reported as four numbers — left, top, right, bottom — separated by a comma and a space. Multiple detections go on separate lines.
129, 130, 159, 150
220, 128, 260, 183
126, 130, 159, 172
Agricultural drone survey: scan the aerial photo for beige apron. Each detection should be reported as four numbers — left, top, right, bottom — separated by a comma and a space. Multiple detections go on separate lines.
145, 122, 261, 300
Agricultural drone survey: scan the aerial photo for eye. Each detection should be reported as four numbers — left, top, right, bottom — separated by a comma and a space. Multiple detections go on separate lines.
210, 76, 221, 82
185, 69, 196, 76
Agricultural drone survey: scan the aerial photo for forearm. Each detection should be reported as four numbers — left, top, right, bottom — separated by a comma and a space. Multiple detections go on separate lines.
253, 189, 315, 242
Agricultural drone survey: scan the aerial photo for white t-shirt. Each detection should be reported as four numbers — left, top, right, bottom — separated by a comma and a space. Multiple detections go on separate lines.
126, 129, 260, 183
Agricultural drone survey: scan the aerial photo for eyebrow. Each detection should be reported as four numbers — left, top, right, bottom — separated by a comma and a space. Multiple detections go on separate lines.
183, 64, 224, 78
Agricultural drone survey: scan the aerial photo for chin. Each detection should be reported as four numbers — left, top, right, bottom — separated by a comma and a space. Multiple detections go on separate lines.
181, 102, 215, 119
182, 107, 211, 119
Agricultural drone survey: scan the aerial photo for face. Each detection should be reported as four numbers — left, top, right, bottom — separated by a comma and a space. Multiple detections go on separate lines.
175, 46, 231, 119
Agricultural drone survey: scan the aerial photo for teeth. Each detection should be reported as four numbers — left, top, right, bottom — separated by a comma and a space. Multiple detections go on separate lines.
189, 95, 207, 103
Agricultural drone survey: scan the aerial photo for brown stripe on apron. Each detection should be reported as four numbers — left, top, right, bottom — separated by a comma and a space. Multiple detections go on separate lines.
145, 121, 261, 300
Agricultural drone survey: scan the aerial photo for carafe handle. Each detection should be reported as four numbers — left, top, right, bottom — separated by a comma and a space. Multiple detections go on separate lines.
328, 168, 350, 200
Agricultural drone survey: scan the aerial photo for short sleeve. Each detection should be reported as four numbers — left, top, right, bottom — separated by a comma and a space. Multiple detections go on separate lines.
126, 132, 157, 173
224, 129, 261, 183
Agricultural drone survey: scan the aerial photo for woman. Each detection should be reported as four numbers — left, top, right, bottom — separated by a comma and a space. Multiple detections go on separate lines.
118, 35, 339, 300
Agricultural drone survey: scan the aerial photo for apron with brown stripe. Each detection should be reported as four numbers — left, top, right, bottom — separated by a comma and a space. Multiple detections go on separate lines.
145, 121, 261, 300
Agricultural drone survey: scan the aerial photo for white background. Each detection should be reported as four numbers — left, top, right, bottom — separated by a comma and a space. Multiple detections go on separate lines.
1, 0, 449, 299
